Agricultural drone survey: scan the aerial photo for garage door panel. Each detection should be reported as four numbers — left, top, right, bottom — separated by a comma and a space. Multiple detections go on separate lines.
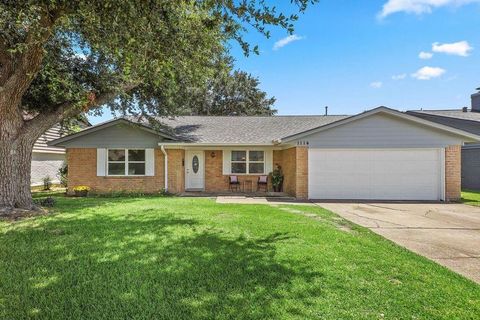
308, 149, 442, 200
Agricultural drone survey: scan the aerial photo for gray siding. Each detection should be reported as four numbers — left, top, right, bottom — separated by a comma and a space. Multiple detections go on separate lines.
31, 152, 66, 186
299, 113, 464, 148
462, 148, 480, 190
34, 124, 65, 154
61, 123, 164, 148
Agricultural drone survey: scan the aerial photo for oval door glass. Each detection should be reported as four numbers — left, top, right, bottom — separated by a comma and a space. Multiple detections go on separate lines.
192, 155, 199, 173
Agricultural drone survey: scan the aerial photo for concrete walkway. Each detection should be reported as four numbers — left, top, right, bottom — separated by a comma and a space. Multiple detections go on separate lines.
317, 202, 480, 284
215, 196, 313, 206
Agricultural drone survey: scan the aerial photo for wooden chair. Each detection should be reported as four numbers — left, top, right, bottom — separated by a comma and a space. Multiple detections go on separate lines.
257, 175, 268, 192
229, 175, 240, 192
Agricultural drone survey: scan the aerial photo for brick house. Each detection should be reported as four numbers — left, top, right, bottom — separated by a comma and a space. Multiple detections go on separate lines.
49, 107, 480, 201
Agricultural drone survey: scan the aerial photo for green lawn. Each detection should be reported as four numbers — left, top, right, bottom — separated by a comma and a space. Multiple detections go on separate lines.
1, 196, 479, 319
462, 189, 480, 206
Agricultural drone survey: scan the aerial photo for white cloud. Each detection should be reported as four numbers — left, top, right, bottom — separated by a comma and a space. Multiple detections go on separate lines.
419, 51, 433, 59
392, 73, 407, 80
370, 81, 383, 88
432, 41, 473, 56
379, 0, 480, 18
411, 66, 446, 80
273, 34, 304, 50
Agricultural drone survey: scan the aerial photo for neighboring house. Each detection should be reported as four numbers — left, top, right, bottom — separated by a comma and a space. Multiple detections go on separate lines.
49, 107, 480, 201
32, 124, 69, 186
408, 89, 480, 190
32, 120, 90, 186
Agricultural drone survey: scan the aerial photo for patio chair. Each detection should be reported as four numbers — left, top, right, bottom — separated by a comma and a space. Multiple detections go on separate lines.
257, 175, 268, 192
229, 175, 241, 192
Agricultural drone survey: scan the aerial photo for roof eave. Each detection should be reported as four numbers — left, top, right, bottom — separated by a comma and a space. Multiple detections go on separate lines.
158, 142, 277, 147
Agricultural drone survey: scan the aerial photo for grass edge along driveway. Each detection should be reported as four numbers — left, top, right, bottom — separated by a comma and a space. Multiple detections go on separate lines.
1, 196, 479, 319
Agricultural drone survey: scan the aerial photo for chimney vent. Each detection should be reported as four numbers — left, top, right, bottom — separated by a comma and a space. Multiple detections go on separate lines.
472, 87, 480, 112
325, 106, 328, 116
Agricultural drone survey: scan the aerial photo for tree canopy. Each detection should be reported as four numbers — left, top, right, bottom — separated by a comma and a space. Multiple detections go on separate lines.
0, 0, 317, 210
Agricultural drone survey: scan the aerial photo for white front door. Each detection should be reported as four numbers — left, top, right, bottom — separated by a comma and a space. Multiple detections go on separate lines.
186, 150, 205, 190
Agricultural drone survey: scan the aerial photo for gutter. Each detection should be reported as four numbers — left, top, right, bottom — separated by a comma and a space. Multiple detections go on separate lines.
157, 142, 276, 147
160, 144, 168, 191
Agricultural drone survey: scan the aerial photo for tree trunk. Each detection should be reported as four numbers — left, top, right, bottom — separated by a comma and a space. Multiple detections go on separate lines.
0, 135, 36, 210
0, 103, 58, 212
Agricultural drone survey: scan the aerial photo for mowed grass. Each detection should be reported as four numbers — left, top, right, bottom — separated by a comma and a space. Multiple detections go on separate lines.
462, 189, 480, 206
1, 196, 479, 319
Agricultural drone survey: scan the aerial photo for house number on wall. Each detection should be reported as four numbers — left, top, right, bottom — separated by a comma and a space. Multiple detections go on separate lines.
192, 156, 199, 173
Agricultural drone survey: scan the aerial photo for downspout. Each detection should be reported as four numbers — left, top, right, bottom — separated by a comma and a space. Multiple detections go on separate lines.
160, 145, 168, 191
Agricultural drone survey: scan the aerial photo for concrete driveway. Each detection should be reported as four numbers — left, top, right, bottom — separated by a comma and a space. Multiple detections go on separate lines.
317, 202, 480, 284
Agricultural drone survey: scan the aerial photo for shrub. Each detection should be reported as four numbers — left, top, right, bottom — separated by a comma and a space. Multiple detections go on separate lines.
33, 197, 56, 207
73, 186, 91, 192
58, 162, 68, 187
159, 188, 173, 196
43, 176, 52, 191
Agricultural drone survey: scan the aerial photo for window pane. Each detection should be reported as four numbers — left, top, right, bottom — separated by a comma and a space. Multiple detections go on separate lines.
231, 151, 246, 162
108, 149, 125, 161
128, 163, 145, 175
231, 163, 246, 174
108, 163, 125, 175
128, 149, 145, 161
249, 151, 264, 162
249, 163, 264, 174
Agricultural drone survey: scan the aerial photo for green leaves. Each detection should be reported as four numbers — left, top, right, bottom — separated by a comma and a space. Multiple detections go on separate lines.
0, 0, 317, 119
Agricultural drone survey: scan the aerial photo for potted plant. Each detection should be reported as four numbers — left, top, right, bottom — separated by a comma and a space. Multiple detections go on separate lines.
270, 165, 284, 192
73, 186, 90, 197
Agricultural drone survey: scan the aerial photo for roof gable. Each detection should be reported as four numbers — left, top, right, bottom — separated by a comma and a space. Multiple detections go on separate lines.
49, 118, 177, 147
280, 107, 480, 143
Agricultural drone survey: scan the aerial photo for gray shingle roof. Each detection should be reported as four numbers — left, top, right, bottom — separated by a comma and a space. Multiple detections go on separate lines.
407, 110, 480, 136
131, 115, 349, 144
408, 109, 480, 122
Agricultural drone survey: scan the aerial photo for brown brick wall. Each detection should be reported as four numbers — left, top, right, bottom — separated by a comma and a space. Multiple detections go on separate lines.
295, 147, 308, 199
445, 145, 461, 201
67, 147, 309, 198
67, 148, 184, 194
204, 150, 273, 192
275, 147, 296, 196
167, 149, 185, 194
274, 147, 308, 198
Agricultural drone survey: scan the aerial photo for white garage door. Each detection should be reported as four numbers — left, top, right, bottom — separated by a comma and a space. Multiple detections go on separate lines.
308, 149, 444, 200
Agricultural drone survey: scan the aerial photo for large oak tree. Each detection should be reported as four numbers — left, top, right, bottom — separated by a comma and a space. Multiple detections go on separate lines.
182, 57, 276, 116
0, 0, 315, 212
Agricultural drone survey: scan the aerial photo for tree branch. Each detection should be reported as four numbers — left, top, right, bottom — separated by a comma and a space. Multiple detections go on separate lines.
23, 82, 141, 140
0, 7, 62, 109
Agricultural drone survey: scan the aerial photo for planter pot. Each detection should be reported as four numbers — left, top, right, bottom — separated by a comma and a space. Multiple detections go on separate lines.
74, 190, 88, 197
273, 183, 283, 192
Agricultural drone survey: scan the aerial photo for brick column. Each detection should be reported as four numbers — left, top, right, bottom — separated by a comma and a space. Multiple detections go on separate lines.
445, 145, 461, 202
295, 147, 309, 199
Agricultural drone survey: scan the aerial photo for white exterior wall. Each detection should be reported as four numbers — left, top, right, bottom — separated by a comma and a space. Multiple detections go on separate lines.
31, 152, 66, 186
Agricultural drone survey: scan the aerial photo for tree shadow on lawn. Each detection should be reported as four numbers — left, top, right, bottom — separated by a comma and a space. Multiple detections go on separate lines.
0, 210, 324, 319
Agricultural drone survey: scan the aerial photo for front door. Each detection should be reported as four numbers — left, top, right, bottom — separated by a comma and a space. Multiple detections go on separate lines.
186, 150, 205, 190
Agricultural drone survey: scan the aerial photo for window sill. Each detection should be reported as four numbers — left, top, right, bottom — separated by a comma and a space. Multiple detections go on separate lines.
227, 173, 266, 176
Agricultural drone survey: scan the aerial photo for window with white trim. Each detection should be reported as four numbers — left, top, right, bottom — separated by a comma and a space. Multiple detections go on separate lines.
231, 150, 265, 174
107, 149, 146, 176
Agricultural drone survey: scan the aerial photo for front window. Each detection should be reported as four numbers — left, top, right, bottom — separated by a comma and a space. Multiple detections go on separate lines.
108, 149, 145, 176
231, 150, 264, 174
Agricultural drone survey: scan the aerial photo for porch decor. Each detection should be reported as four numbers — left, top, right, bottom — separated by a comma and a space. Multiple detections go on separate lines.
229, 175, 240, 192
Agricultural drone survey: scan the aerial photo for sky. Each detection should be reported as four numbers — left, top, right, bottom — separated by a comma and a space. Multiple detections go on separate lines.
89, 0, 480, 124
